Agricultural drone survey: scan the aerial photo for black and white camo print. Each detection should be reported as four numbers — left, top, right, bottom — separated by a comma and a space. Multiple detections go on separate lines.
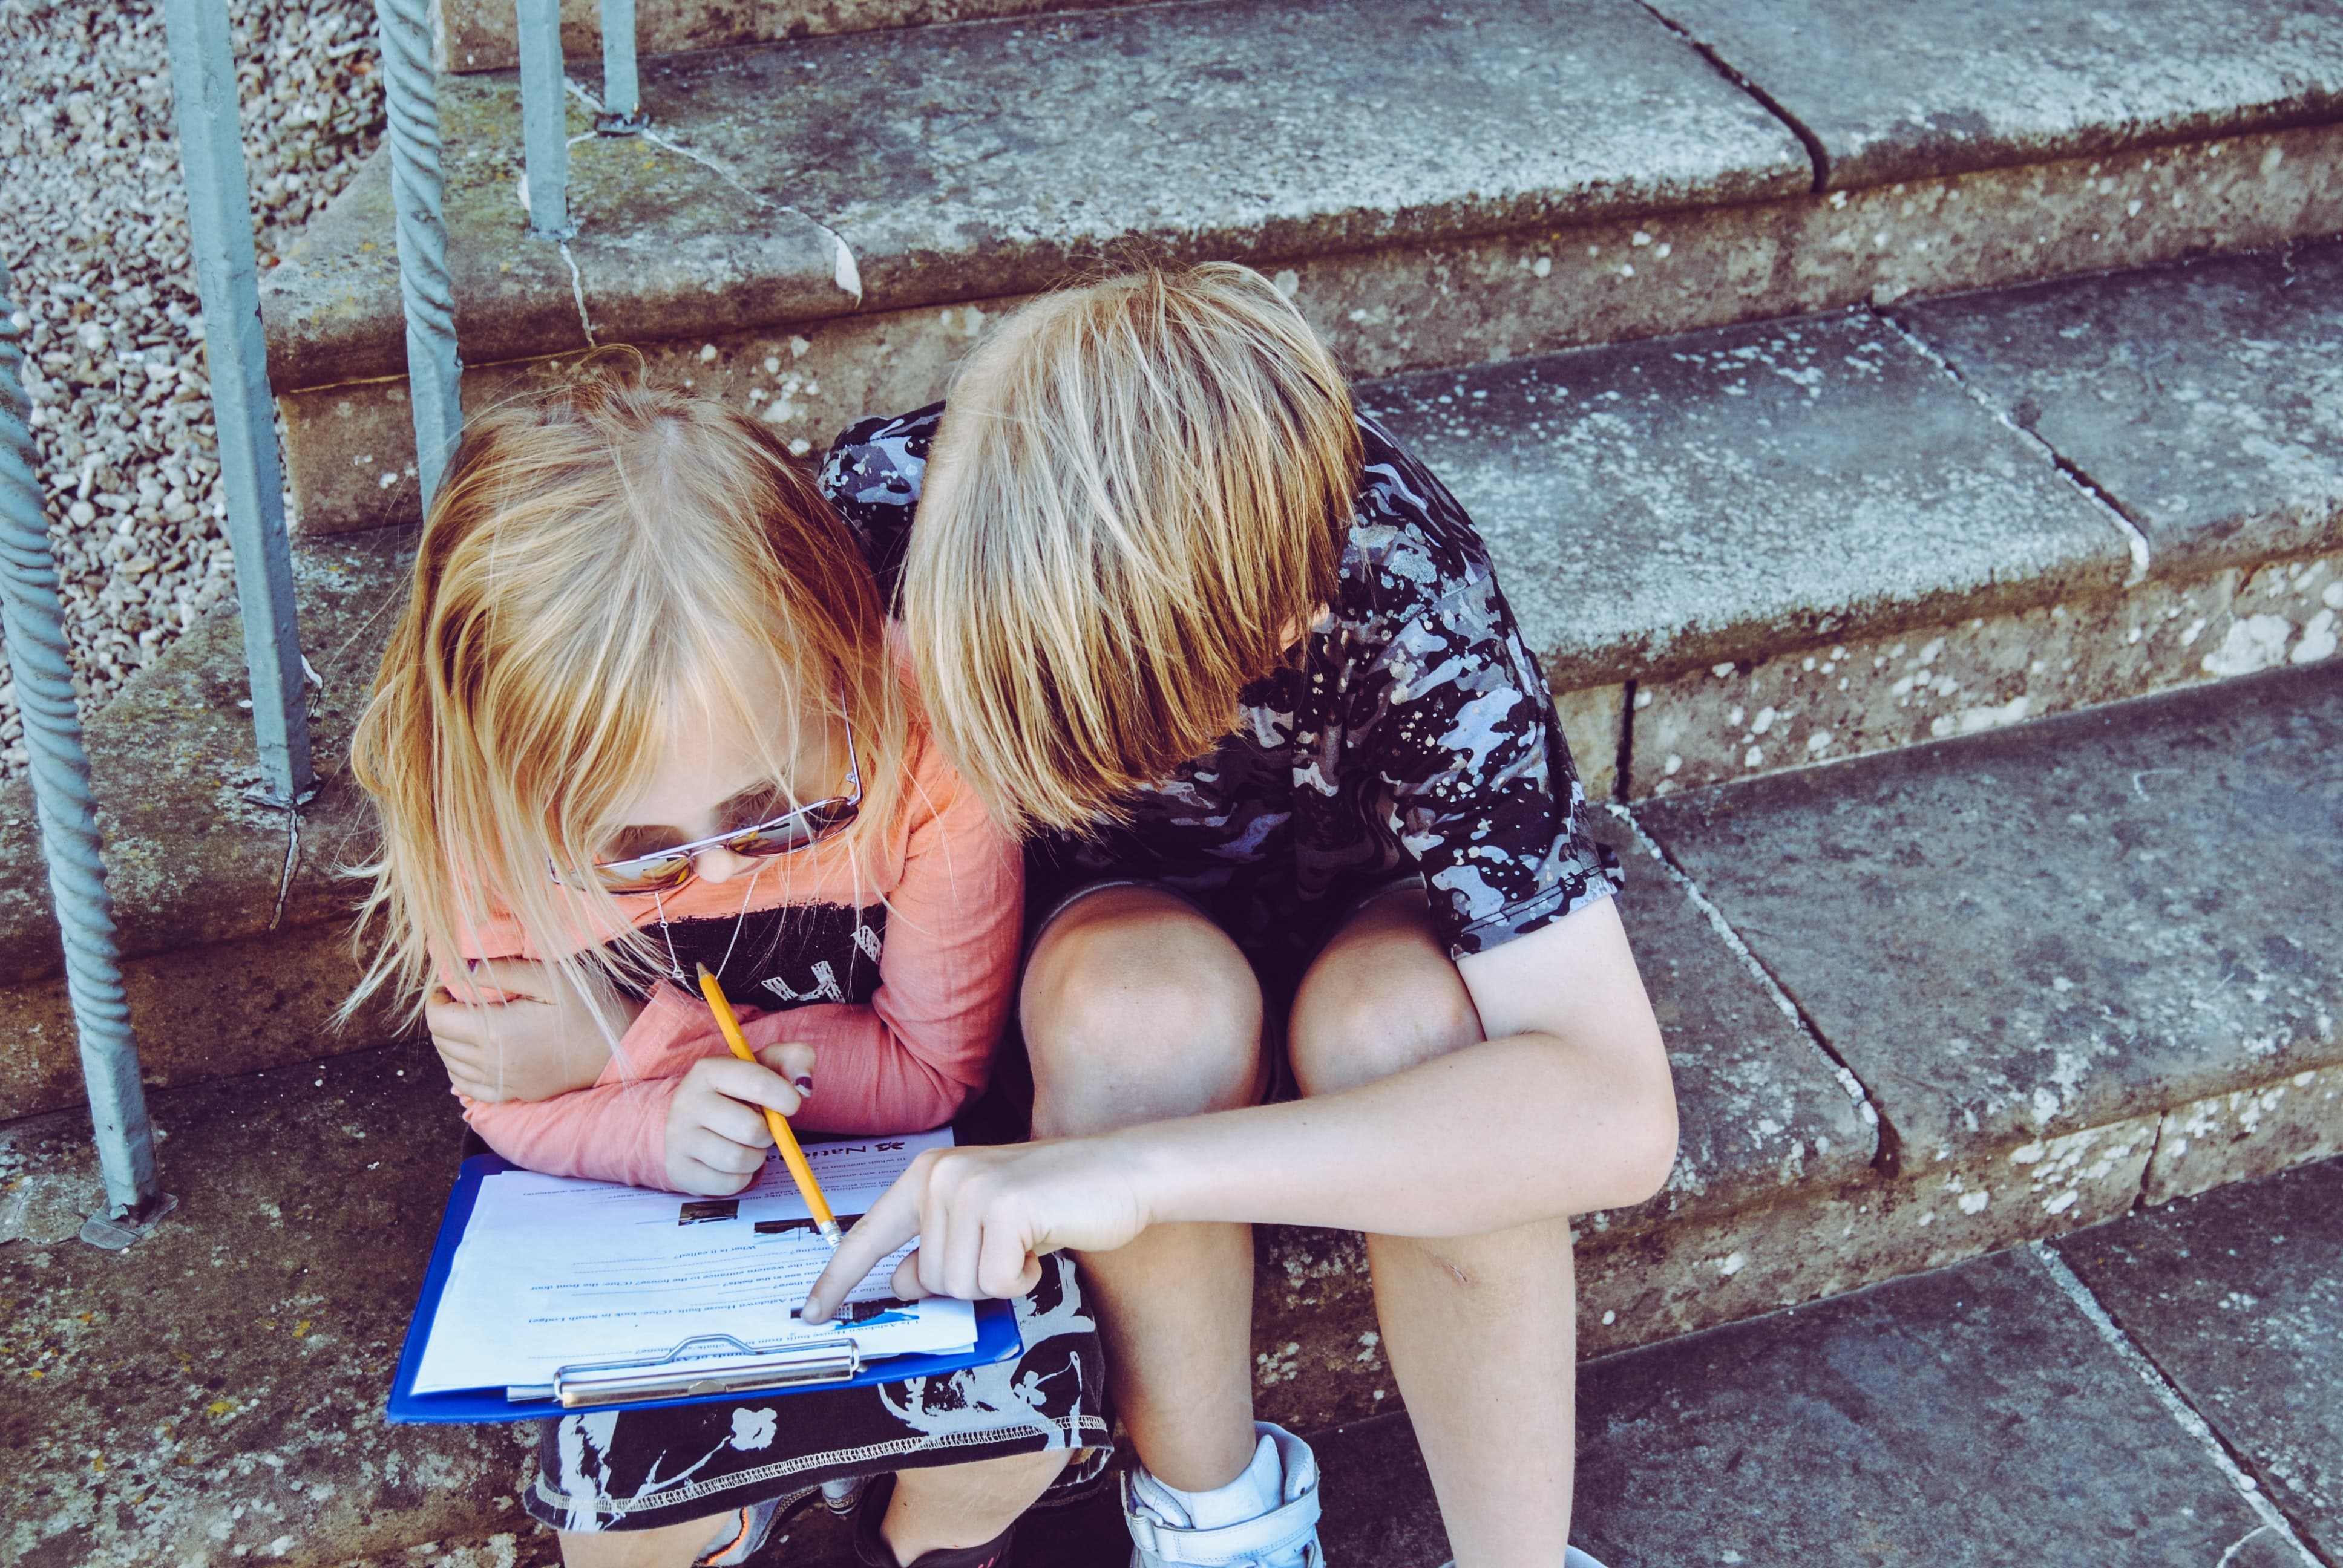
820, 406, 1621, 977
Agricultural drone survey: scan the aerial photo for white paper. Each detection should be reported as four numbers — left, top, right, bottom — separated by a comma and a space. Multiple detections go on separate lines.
413, 1128, 970, 1396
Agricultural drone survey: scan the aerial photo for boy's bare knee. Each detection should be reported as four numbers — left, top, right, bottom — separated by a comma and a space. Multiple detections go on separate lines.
1023, 901, 1263, 1135
1288, 969, 1483, 1099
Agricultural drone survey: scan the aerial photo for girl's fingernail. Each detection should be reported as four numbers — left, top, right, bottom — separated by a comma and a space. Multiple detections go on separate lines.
793, 1076, 814, 1097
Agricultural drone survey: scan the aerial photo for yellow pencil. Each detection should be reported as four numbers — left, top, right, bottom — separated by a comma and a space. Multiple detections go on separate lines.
695, 962, 841, 1249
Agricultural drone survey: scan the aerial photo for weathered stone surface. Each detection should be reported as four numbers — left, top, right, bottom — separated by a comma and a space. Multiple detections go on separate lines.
1571, 1247, 2294, 1566
2146, 1065, 2343, 1205
1899, 240, 2343, 580
1627, 551, 2343, 797
436, 0, 1152, 74
1576, 1113, 2156, 1359
1550, 684, 1624, 802
2056, 1154, 2343, 1562
0, 1042, 527, 1568
1636, 662, 2343, 1168
1649, 0, 2343, 191
0, 918, 402, 1123
330, 1535, 561, 1568
262, 95, 860, 394
1593, 813, 1878, 1222
1308, 1412, 1454, 1568
283, 120, 2343, 535
1361, 310, 2131, 691
281, 296, 1007, 534
267, 0, 1806, 388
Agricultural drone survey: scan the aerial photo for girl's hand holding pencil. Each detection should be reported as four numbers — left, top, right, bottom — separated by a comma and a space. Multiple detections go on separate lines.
695, 965, 840, 1243
662, 1040, 818, 1196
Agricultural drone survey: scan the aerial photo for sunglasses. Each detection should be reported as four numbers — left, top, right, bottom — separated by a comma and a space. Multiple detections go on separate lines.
555, 715, 863, 896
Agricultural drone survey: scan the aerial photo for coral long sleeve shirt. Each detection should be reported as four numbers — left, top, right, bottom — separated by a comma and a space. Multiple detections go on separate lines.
450, 722, 1023, 1191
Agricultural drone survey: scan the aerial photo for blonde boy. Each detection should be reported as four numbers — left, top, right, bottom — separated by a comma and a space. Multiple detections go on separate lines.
805, 266, 1677, 1568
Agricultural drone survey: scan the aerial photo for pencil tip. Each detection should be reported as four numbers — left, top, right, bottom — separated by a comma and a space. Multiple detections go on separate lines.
695, 962, 714, 981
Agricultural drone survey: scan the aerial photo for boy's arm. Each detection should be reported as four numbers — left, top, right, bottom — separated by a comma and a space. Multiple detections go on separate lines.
804, 895, 1676, 1316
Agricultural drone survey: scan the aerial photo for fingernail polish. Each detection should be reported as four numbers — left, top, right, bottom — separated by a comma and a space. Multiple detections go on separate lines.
793, 1076, 814, 1097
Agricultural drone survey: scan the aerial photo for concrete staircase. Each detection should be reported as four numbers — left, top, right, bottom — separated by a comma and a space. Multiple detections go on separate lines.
6, 1, 2343, 1563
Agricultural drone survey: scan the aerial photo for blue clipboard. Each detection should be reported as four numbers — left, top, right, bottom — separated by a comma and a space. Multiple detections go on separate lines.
387, 1151, 1023, 1424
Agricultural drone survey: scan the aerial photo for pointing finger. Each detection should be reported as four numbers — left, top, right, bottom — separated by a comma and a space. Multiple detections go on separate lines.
801, 1165, 925, 1324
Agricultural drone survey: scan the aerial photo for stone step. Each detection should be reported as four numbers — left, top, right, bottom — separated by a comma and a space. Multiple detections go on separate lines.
433, 0, 1153, 76
266, 0, 2343, 535
1367, 236, 2343, 803
7, 238, 2339, 1123
8, 661, 2338, 1565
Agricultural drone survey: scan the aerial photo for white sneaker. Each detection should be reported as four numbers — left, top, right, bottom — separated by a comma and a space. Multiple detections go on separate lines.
1437, 1552, 1607, 1567
1123, 1422, 1324, 1567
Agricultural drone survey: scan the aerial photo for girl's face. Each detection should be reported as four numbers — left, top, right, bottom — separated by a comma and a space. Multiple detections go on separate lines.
597, 661, 850, 887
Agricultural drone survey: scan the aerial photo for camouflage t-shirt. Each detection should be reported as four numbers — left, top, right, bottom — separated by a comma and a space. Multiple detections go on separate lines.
819, 404, 1620, 972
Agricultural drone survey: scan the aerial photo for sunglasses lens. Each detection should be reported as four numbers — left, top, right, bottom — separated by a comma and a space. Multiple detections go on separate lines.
730, 799, 859, 858
592, 855, 695, 895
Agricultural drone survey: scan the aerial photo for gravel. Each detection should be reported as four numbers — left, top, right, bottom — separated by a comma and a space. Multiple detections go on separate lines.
0, 0, 383, 771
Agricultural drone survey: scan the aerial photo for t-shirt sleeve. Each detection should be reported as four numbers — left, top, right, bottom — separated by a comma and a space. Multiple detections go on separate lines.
818, 405, 941, 602
1357, 563, 1622, 960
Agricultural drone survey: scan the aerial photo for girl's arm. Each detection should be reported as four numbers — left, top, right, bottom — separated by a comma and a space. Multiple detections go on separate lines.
739, 754, 1024, 1134
804, 894, 1676, 1317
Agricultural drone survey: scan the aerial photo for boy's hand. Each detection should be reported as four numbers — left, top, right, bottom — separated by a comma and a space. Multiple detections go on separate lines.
428, 958, 640, 1103
799, 1138, 1150, 1321
663, 1043, 819, 1196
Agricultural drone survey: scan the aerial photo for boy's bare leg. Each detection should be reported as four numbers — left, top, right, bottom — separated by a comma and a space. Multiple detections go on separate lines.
1021, 887, 1268, 1495
1286, 889, 1579, 1568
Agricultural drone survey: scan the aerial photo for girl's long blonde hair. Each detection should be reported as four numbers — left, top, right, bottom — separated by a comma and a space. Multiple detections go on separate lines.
345, 370, 909, 1025
904, 263, 1362, 837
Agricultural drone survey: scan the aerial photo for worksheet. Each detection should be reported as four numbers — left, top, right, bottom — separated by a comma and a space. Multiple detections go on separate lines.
412, 1128, 972, 1396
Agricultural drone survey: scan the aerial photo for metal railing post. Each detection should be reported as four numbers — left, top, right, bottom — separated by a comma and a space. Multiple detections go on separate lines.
598, 0, 643, 133
375, 0, 464, 506
0, 269, 168, 1241
515, 0, 572, 238
160, 0, 317, 808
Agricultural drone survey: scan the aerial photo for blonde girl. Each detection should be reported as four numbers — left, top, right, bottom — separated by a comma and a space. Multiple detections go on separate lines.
350, 375, 1109, 1568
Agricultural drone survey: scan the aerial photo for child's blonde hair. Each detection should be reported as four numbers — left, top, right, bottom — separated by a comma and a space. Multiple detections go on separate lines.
904, 263, 1362, 835
346, 370, 910, 1025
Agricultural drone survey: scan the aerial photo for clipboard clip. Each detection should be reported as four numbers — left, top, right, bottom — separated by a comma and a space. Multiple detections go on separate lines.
508, 1332, 865, 1409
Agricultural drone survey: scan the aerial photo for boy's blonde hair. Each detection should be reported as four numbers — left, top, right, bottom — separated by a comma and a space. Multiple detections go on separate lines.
346, 371, 909, 1025
904, 263, 1362, 835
